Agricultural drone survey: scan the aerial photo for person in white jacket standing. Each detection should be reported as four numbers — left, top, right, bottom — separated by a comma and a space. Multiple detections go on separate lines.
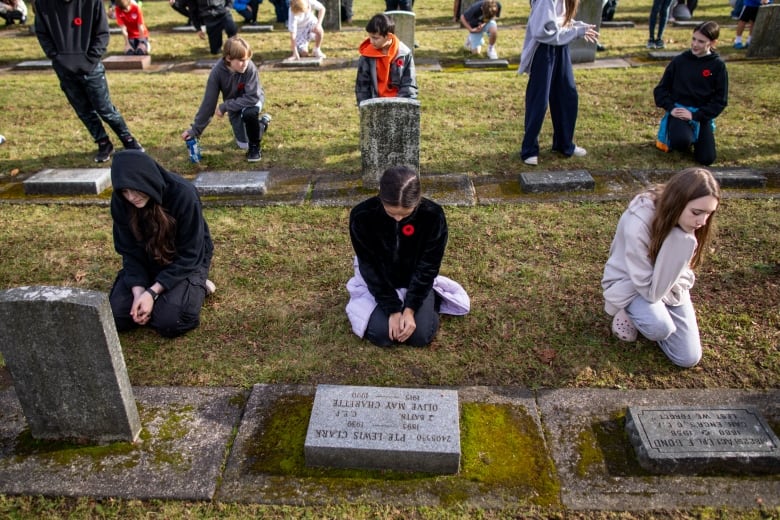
518, 0, 598, 166
602, 168, 720, 367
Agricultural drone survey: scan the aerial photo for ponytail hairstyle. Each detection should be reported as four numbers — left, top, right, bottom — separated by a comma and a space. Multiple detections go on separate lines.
562, 0, 579, 27
127, 199, 178, 266
648, 167, 720, 269
379, 166, 421, 209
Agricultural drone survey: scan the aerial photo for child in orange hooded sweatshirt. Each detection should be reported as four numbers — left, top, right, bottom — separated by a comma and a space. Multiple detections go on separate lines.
355, 13, 417, 105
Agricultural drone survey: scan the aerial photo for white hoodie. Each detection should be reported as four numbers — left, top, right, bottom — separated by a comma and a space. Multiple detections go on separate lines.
602, 193, 697, 316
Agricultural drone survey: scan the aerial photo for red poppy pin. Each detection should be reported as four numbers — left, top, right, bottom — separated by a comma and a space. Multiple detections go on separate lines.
402, 224, 415, 236
395, 58, 404, 67
74, 17, 83, 26
702, 69, 711, 77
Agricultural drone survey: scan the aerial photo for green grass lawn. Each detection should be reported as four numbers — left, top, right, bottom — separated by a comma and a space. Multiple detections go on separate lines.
0, 0, 779, 517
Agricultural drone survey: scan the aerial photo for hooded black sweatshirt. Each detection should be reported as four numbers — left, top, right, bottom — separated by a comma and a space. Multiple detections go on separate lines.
35, 0, 109, 75
349, 197, 448, 315
110, 150, 213, 292
654, 49, 728, 122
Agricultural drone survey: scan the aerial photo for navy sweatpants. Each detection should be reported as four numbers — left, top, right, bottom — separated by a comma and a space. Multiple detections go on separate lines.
521, 43, 579, 160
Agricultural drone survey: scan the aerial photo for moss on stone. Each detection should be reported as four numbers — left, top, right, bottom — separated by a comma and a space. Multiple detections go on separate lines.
459, 402, 561, 506
244, 397, 561, 506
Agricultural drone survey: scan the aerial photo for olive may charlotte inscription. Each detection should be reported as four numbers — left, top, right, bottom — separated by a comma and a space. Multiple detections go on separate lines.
304, 385, 460, 474
625, 406, 780, 474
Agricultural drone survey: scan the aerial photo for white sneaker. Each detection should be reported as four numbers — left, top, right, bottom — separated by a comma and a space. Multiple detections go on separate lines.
572, 146, 587, 157
487, 45, 498, 59
523, 156, 538, 165
312, 48, 326, 59
205, 279, 216, 296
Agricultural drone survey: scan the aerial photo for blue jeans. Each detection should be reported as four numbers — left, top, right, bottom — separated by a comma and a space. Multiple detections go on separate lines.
649, 0, 675, 40
626, 291, 702, 367
54, 62, 132, 143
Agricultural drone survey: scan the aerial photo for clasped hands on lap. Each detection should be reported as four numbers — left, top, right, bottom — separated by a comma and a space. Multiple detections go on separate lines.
388, 308, 416, 343
670, 107, 693, 121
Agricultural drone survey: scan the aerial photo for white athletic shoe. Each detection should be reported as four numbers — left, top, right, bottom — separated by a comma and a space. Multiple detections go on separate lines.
523, 156, 538, 166
572, 146, 587, 157
487, 45, 498, 59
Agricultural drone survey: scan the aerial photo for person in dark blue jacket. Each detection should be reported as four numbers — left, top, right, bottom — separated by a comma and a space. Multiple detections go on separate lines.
109, 150, 214, 337
35, 0, 143, 163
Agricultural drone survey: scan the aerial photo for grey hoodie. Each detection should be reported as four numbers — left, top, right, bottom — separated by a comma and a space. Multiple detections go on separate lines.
601, 193, 697, 315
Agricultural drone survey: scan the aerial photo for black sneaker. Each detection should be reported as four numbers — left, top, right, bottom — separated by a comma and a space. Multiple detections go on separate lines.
247, 144, 261, 162
94, 139, 114, 163
655, 39, 665, 49
122, 136, 145, 152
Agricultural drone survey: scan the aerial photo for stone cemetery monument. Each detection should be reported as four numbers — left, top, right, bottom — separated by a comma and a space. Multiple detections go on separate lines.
385, 10, 415, 52
305, 385, 460, 473
322, 0, 341, 31
359, 97, 420, 187
625, 405, 780, 474
569, 0, 602, 63
747, 4, 780, 58
0, 286, 141, 443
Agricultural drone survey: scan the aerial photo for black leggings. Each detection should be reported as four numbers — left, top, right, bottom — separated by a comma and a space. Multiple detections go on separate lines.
668, 116, 716, 166
364, 291, 439, 347
109, 268, 209, 338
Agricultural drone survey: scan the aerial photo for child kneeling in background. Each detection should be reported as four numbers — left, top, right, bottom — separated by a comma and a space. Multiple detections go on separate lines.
287, 0, 326, 59
115, 0, 151, 55
182, 37, 271, 162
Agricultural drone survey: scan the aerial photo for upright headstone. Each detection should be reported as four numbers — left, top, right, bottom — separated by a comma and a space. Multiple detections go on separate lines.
359, 97, 420, 187
0, 286, 141, 443
625, 405, 780, 474
385, 10, 415, 52
747, 4, 780, 58
304, 385, 461, 473
321, 0, 341, 31
569, 0, 601, 63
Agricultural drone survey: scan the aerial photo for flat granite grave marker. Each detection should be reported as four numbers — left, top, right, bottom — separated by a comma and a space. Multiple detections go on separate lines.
23, 168, 111, 195
305, 384, 460, 474
193, 171, 270, 195
626, 406, 780, 474
519, 170, 595, 193
103, 55, 151, 70
0, 286, 141, 443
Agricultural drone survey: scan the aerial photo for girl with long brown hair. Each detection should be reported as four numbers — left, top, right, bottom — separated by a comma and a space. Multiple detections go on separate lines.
602, 168, 720, 367
109, 150, 214, 337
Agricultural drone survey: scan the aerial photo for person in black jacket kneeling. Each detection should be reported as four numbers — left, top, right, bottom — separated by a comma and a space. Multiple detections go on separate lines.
109, 150, 215, 338
347, 166, 469, 347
